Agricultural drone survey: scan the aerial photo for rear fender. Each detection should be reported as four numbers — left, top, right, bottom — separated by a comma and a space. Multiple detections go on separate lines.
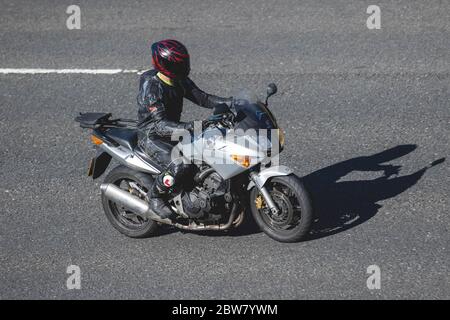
90, 150, 112, 179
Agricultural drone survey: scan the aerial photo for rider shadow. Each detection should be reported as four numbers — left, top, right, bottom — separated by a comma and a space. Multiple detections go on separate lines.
301, 144, 445, 240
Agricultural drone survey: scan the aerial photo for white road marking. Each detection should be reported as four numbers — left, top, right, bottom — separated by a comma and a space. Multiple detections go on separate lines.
0, 68, 145, 74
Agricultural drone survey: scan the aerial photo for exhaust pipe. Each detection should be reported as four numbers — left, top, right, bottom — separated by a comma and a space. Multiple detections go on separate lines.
100, 183, 171, 224
100, 183, 239, 231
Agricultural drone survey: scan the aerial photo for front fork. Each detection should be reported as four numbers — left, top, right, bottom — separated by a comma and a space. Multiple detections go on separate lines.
249, 172, 279, 215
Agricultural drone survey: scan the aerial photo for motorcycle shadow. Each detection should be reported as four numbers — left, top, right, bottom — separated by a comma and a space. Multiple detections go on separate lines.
155, 144, 444, 240
302, 144, 445, 241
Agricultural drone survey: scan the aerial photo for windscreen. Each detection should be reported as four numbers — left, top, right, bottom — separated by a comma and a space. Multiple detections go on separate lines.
232, 89, 278, 130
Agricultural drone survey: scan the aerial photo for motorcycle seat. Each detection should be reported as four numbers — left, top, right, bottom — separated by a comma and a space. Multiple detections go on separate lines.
104, 128, 138, 151
134, 147, 164, 172
75, 112, 112, 128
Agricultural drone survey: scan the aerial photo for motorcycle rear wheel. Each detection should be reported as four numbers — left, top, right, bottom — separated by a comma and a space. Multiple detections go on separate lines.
250, 175, 313, 242
101, 165, 159, 238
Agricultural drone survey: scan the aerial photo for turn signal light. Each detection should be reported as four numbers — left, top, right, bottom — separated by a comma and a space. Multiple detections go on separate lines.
90, 135, 103, 145
231, 154, 251, 168
277, 128, 285, 148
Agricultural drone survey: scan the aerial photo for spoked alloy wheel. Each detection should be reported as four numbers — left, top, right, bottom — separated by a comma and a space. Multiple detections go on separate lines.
250, 175, 313, 242
101, 166, 158, 238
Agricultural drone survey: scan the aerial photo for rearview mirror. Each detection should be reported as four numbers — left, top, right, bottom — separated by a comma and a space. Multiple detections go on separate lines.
265, 83, 277, 105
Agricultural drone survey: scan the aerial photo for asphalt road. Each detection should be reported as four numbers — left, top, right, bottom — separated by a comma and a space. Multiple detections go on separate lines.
0, 0, 449, 299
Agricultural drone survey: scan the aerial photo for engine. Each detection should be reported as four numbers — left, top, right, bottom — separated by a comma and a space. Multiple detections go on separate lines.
181, 171, 230, 220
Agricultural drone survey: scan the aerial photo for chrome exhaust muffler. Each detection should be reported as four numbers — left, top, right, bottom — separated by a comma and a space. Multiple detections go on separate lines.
100, 183, 171, 224
100, 183, 240, 231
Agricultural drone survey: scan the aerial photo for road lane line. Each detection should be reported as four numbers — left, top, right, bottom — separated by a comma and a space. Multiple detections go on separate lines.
0, 68, 143, 74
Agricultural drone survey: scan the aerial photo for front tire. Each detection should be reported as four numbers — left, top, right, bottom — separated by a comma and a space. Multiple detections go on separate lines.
250, 175, 313, 242
101, 165, 159, 238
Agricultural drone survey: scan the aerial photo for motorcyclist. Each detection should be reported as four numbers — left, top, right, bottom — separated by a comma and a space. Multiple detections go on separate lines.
137, 39, 232, 218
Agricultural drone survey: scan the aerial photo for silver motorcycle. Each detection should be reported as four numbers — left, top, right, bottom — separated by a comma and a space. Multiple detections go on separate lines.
75, 83, 313, 242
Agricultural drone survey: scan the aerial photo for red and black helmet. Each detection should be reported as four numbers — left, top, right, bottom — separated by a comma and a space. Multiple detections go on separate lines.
151, 39, 190, 79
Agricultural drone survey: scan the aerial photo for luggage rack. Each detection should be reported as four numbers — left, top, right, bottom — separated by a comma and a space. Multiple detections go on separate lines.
75, 112, 138, 129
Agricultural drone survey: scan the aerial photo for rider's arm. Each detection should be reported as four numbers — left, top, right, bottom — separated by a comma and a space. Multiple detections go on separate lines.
182, 77, 232, 109
137, 77, 192, 138
151, 102, 193, 138
140, 100, 193, 138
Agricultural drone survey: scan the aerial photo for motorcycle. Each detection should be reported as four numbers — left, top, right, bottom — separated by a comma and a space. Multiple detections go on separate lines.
75, 83, 313, 242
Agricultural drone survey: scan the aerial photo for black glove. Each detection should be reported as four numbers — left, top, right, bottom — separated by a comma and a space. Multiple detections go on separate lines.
224, 97, 233, 107
213, 102, 231, 115
208, 96, 233, 108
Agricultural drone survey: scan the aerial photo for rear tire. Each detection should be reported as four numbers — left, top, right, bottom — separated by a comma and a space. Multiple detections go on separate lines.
101, 165, 158, 238
250, 175, 313, 242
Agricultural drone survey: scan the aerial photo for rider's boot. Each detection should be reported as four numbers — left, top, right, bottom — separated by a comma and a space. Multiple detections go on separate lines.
148, 173, 175, 219
148, 158, 192, 219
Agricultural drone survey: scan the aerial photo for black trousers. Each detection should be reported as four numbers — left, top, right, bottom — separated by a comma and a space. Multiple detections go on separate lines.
139, 134, 192, 194
140, 135, 175, 169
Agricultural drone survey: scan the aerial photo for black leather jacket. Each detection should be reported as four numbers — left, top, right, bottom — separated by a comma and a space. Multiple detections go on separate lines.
137, 69, 231, 138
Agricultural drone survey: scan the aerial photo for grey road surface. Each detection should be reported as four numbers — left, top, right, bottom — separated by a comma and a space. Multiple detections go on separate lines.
0, 0, 449, 299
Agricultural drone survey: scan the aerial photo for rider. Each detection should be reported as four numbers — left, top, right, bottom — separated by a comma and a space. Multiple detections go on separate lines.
137, 39, 232, 218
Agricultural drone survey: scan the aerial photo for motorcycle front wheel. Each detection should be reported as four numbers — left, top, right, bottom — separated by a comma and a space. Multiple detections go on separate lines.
250, 175, 313, 242
101, 165, 159, 238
